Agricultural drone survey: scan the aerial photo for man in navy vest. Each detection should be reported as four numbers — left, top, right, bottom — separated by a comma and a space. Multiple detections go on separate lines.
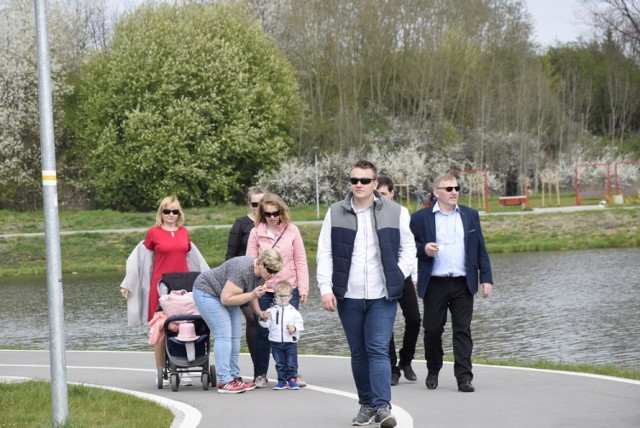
317, 160, 415, 427
410, 173, 493, 393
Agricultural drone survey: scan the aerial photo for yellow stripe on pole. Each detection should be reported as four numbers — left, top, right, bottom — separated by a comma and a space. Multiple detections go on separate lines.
42, 170, 57, 185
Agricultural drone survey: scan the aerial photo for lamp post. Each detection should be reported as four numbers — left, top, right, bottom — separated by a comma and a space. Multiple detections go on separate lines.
313, 146, 320, 219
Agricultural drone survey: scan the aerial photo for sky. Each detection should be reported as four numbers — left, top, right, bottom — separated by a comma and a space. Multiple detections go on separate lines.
111, 0, 588, 48
524, 0, 588, 47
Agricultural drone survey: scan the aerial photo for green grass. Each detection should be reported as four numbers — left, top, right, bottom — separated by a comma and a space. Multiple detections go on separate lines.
1, 205, 638, 276
469, 357, 640, 380
0, 380, 172, 427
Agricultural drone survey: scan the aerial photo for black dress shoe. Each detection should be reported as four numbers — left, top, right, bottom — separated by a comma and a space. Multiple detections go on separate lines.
458, 381, 475, 392
390, 366, 401, 386
398, 362, 417, 382
425, 374, 438, 390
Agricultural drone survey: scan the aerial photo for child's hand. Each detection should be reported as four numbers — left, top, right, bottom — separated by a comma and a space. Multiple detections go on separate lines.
287, 324, 296, 334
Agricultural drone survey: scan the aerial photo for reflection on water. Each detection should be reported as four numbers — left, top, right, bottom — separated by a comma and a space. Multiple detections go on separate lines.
1, 248, 639, 370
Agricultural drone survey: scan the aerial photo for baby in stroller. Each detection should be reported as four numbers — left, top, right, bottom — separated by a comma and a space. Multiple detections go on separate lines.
156, 272, 215, 391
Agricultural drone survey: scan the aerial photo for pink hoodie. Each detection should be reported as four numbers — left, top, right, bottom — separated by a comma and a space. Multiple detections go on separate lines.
246, 222, 309, 297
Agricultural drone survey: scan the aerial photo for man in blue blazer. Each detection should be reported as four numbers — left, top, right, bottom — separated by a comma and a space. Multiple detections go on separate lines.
410, 173, 493, 393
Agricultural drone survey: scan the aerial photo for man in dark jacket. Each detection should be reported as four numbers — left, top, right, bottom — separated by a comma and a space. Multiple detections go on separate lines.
410, 173, 493, 393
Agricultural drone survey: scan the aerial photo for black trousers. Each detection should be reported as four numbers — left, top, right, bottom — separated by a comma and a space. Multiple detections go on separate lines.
422, 276, 474, 384
389, 276, 421, 367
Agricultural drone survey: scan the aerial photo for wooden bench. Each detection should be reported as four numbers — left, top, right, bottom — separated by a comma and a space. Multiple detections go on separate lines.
499, 196, 527, 206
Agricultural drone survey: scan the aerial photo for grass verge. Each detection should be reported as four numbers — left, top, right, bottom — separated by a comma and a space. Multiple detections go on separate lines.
0, 207, 638, 276
470, 357, 640, 380
0, 380, 172, 427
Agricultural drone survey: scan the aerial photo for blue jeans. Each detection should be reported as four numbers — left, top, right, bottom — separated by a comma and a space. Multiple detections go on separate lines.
193, 288, 242, 385
254, 288, 300, 378
271, 341, 298, 382
338, 297, 397, 409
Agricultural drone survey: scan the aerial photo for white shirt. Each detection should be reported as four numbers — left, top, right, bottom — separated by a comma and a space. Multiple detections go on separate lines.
317, 198, 415, 298
432, 202, 466, 277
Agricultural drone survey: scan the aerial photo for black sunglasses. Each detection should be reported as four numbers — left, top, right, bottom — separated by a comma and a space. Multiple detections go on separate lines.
436, 186, 461, 192
265, 266, 279, 275
264, 211, 280, 218
162, 209, 180, 215
350, 177, 375, 185
250, 202, 260, 208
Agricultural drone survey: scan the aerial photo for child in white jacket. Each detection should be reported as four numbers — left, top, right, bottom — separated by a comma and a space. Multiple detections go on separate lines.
258, 280, 304, 390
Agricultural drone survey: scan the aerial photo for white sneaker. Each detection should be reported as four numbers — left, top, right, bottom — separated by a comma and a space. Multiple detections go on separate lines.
296, 373, 307, 387
181, 375, 194, 386
254, 374, 268, 388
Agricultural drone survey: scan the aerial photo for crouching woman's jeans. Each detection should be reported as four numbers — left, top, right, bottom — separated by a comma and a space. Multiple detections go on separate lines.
193, 288, 242, 385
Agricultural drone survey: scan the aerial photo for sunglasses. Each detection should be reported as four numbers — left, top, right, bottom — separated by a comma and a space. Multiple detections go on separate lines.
162, 209, 180, 215
436, 186, 461, 192
264, 211, 280, 218
250, 202, 260, 208
265, 266, 279, 275
350, 177, 375, 185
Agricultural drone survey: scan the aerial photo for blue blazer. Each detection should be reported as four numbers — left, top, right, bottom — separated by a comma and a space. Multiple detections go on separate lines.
410, 205, 493, 299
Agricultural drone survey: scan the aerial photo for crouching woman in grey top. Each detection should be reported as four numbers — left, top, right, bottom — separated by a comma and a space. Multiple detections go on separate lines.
193, 248, 283, 394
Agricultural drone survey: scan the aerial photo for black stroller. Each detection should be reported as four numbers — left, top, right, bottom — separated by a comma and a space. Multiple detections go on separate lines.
156, 272, 216, 391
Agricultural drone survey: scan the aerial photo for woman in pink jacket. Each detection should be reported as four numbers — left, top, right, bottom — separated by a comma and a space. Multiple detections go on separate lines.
246, 192, 309, 388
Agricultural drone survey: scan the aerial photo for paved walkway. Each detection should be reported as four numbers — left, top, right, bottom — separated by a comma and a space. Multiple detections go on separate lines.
1, 350, 639, 427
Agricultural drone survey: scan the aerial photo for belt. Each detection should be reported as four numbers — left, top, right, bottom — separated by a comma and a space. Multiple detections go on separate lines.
431, 276, 465, 282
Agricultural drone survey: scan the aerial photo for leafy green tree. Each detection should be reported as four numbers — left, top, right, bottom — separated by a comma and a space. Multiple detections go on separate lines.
73, 3, 300, 210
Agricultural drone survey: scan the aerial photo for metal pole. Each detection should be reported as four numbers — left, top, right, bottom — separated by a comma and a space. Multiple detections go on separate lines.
34, 0, 68, 424
313, 146, 320, 219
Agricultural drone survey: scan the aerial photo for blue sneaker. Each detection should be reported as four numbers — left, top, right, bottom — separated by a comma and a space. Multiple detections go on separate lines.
288, 378, 300, 390
273, 381, 287, 390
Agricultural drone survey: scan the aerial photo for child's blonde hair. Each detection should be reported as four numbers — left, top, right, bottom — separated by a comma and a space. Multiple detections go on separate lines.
274, 280, 293, 295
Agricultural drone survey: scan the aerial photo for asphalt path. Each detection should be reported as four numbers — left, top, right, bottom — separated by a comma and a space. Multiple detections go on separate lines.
1, 350, 639, 428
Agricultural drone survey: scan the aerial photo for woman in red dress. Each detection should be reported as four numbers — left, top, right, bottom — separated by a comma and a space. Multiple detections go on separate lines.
145, 196, 191, 370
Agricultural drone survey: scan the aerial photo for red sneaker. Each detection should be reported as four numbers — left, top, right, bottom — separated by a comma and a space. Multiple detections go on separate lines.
235, 377, 256, 391
217, 379, 247, 394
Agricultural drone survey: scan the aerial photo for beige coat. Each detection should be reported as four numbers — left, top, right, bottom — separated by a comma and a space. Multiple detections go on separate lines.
119, 241, 209, 326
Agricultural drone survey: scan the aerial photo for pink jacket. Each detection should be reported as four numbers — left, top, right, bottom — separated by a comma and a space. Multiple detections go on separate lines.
148, 311, 180, 345
246, 222, 309, 297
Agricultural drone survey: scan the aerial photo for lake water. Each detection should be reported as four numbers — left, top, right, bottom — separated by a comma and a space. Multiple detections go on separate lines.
1, 248, 639, 370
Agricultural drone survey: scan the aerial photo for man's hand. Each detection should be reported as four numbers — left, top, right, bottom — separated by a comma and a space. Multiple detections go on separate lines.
425, 242, 439, 257
480, 283, 492, 298
321, 292, 337, 312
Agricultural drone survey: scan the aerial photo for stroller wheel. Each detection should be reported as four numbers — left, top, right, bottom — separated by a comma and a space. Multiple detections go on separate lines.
201, 372, 210, 390
170, 373, 179, 392
210, 365, 217, 387
157, 368, 164, 389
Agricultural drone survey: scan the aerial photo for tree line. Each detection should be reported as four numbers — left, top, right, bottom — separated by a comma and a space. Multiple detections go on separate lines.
1, 0, 638, 211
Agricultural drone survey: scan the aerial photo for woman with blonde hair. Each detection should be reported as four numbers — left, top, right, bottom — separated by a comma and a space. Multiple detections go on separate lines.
193, 249, 283, 393
120, 196, 209, 385
246, 192, 309, 388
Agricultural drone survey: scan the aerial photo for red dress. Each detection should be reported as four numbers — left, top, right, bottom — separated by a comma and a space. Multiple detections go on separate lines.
144, 226, 191, 321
